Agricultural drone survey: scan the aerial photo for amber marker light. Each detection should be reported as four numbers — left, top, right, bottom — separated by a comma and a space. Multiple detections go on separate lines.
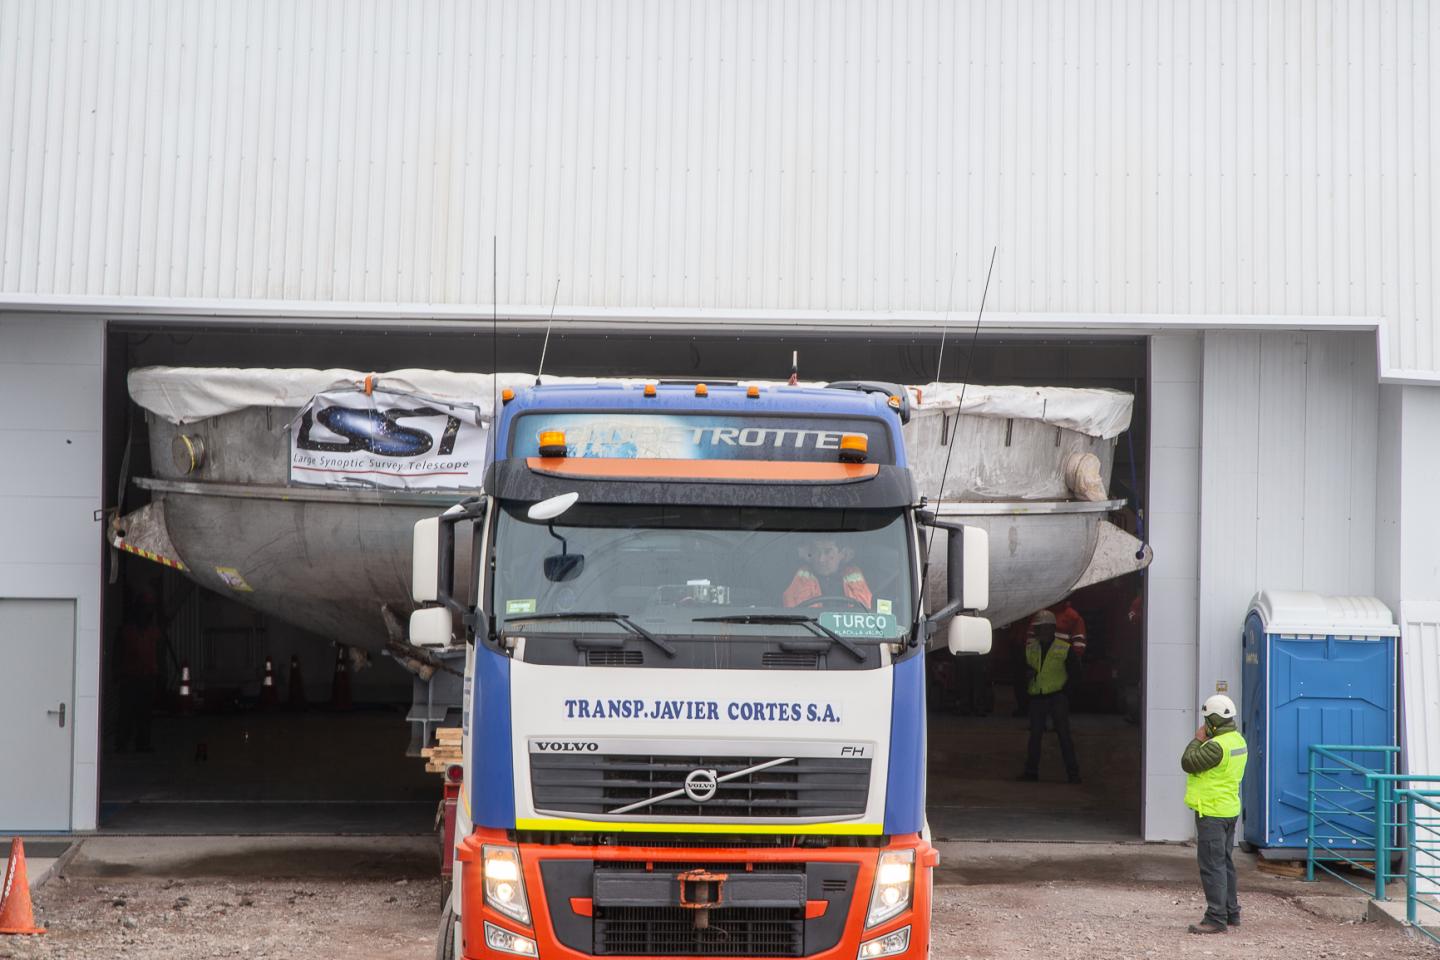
746, 385, 761, 398
694, 383, 709, 397
538, 430, 568, 457
839, 433, 869, 463
643, 383, 657, 397
501, 388, 515, 404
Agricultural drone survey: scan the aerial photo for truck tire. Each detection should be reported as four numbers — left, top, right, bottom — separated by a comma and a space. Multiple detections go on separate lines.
435, 902, 457, 960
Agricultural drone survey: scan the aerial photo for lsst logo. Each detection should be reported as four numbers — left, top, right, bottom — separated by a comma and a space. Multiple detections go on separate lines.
296, 405, 462, 458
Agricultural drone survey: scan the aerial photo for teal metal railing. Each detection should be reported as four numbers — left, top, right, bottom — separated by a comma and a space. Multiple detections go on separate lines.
1398, 787, 1440, 945
1306, 744, 1440, 940
1306, 745, 1402, 899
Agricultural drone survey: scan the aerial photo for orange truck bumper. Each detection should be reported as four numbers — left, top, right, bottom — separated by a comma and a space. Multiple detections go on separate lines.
455, 828, 935, 959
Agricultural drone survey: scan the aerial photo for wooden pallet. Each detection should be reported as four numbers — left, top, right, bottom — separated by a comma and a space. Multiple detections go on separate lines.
422, 727, 463, 774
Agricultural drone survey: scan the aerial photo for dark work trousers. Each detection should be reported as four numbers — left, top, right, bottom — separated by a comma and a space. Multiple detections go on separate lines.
115, 676, 156, 751
1024, 692, 1078, 779
1195, 813, 1240, 925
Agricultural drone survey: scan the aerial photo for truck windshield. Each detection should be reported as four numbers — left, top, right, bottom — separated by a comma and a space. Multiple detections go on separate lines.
492, 502, 913, 647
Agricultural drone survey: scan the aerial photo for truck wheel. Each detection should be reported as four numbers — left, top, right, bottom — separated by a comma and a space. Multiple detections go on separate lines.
435, 902, 457, 960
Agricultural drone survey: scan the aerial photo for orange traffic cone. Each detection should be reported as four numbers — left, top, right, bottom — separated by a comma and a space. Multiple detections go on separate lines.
330, 646, 352, 712
259, 656, 278, 708
0, 837, 46, 935
177, 661, 194, 715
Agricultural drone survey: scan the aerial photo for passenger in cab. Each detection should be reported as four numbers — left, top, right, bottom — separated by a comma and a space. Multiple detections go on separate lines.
782, 537, 873, 610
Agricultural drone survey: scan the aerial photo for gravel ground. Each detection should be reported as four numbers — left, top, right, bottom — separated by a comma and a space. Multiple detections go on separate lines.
1, 838, 1432, 960
0, 875, 439, 960
930, 881, 1435, 960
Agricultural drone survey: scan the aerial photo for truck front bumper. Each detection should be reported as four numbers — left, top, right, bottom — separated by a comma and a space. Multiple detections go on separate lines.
456, 828, 934, 959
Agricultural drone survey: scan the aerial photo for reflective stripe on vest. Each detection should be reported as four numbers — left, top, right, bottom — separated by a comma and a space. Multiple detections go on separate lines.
1184, 729, 1248, 818
1026, 638, 1071, 696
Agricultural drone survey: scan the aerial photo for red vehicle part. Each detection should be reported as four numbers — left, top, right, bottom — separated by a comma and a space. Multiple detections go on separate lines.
454, 827, 936, 959
438, 765, 462, 908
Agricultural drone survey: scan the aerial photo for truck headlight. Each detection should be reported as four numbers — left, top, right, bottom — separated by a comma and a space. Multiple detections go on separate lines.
864, 848, 914, 928
484, 921, 538, 956
483, 844, 531, 925
857, 925, 911, 958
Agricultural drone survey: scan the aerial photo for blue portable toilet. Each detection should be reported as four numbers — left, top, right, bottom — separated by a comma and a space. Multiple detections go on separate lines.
1241, 591, 1399, 851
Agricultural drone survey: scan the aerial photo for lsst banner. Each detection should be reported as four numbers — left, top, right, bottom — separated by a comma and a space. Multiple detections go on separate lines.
289, 388, 486, 490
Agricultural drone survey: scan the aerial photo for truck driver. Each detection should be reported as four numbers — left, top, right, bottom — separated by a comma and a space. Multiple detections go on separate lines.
782, 536, 874, 610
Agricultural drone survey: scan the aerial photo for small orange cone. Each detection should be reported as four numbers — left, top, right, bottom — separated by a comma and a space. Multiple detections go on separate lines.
0, 837, 46, 935
259, 656, 279, 708
177, 661, 194, 715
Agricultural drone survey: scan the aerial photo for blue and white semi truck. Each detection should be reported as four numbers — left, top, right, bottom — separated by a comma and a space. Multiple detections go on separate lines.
410, 379, 991, 960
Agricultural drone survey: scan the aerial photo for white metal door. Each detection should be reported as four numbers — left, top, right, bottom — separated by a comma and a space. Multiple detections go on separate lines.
0, 599, 75, 831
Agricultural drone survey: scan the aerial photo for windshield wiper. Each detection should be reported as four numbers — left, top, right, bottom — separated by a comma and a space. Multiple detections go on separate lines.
504, 612, 677, 657
691, 614, 867, 662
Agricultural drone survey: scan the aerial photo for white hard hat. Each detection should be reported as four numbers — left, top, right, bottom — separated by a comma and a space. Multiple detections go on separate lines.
1202, 694, 1237, 720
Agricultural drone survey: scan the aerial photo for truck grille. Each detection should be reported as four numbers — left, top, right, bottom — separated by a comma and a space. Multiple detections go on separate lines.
593, 906, 803, 957
530, 754, 871, 819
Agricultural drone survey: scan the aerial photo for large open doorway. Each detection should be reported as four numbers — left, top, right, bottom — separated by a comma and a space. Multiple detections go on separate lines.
99, 323, 1146, 840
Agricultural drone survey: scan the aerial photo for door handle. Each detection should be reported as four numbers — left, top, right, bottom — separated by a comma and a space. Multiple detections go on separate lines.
46, 703, 66, 728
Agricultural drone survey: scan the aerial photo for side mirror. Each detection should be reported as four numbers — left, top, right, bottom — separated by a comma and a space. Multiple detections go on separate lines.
412, 517, 441, 603
947, 615, 992, 656
953, 525, 989, 612
409, 606, 454, 649
925, 520, 990, 629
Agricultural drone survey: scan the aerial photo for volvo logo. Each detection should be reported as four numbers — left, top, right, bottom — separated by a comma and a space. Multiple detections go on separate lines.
533, 741, 600, 753
683, 768, 719, 803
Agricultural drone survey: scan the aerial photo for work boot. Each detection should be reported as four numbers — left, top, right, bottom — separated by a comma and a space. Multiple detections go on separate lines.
1187, 919, 1227, 935
1226, 914, 1241, 927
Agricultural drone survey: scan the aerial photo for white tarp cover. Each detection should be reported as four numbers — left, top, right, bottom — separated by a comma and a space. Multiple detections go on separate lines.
128, 367, 578, 425
131, 367, 1134, 439
906, 383, 1133, 439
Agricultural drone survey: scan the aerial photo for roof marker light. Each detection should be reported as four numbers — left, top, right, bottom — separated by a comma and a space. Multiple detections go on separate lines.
839, 433, 869, 464
538, 430, 568, 458
887, 395, 902, 410
501, 388, 515, 404
643, 383, 657, 397
746, 385, 761, 399
695, 383, 709, 397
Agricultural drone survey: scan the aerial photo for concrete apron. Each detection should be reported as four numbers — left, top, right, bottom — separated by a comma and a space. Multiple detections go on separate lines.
1, 839, 76, 893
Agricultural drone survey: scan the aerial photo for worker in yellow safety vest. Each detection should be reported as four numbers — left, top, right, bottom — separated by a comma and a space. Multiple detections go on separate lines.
1017, 609, 1082, 784
1182, 694, 1248, 934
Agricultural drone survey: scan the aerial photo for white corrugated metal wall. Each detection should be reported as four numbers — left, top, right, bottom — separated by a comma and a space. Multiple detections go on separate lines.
0, 314, 105, 831
0, 0, 1437, 376
1195, 330, 1378, 726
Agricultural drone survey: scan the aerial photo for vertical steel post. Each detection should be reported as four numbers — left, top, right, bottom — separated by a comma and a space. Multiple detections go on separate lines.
1406, 793, 1417, 927
1374, 776, 1389, 901
1306, 750, 1316, 883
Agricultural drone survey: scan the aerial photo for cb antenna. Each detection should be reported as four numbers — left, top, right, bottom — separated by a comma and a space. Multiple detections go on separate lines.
534, 278, 561, 386
924, 245, 998, 565
491, 237, 498, 418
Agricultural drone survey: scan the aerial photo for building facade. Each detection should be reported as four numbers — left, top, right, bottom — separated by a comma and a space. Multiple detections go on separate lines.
2, 0, 1438, 839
